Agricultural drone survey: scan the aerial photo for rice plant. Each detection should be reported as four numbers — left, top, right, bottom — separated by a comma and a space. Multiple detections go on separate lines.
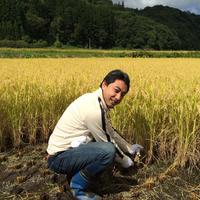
0, 58, 199, 170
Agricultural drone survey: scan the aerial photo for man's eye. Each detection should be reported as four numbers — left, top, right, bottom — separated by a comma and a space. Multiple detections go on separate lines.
121, 93, 126, 97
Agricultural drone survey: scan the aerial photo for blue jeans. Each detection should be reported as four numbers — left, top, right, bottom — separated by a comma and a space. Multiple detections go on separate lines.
47, 142, 116, 177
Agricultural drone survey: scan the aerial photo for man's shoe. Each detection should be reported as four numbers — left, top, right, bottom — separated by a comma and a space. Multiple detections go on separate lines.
70, 171, 102, 200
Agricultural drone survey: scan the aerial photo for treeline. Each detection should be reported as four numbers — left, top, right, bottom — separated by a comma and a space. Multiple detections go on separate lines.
0, 0, 200, 50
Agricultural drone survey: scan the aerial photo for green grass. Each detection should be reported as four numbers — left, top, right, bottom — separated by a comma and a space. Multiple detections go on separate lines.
1, 47, 200, 58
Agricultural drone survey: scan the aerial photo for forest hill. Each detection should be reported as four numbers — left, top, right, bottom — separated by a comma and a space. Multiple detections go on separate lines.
0, 0, 200, 50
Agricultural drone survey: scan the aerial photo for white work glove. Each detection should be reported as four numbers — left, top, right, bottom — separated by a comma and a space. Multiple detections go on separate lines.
121, 156, 134, 168
128, 144, 143, 157
71, 136, 88, 148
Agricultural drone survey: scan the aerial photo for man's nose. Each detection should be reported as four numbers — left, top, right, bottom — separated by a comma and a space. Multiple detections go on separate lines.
116, 93, 122, 101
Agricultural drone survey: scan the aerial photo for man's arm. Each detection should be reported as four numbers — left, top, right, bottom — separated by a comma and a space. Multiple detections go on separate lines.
106, 122, 131, 153
84, 109, 128, 164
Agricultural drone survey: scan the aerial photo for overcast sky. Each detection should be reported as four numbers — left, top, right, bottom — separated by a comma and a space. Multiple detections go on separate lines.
112, 0, 200, 14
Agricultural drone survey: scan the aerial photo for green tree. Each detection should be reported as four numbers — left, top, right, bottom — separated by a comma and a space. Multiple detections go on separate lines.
26, 12, 48, 41
49, 17, 65, 42
63, 7, 74, 45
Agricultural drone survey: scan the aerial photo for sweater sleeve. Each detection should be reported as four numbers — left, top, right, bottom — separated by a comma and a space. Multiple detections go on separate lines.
84, 109, 128, 164
106, 122, 131, 153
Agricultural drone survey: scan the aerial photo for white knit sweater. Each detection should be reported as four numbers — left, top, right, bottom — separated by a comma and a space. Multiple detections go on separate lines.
47, 88, 131, 164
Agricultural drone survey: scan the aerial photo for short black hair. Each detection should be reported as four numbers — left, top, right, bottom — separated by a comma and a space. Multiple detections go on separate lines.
100, 69, 130, 92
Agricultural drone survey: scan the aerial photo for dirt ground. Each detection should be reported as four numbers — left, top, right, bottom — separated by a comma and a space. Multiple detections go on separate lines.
0, 144, 199, 200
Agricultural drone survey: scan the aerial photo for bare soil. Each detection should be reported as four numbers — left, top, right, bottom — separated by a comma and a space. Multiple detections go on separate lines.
0, 144, 199, 200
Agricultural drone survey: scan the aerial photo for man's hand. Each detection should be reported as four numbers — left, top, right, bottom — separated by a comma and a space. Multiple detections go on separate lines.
128, 144, 143, 157
121, 156, 134, 168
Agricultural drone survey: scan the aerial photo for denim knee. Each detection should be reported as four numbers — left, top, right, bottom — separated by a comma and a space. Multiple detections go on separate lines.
101, 142, 116, 162
84, 142, 116, 177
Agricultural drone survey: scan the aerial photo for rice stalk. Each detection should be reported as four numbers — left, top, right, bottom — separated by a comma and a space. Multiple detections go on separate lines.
0, 58, 199, 171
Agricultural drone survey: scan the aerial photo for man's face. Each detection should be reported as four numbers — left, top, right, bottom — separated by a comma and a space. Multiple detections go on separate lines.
102, 79, 128, 108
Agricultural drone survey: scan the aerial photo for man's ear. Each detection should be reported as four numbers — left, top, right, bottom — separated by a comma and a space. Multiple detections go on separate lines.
101, 80, 107, 89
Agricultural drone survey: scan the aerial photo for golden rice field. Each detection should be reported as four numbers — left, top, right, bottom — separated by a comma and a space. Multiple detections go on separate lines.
0, 58, 200, 171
